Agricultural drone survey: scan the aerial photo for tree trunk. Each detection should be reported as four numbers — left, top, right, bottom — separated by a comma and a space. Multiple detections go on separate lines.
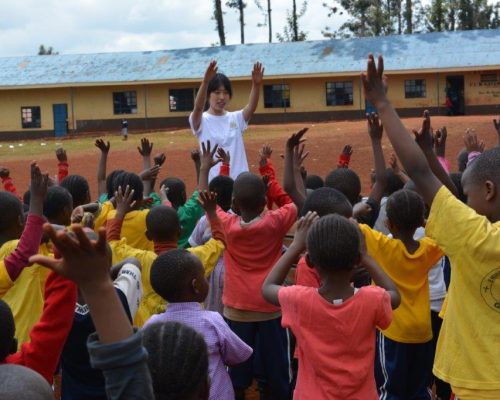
405, 0, 412, 33
292, 0, 299, 41
239, 0, 245, 43
214, 0, 226, 45
268, 0, 272, 42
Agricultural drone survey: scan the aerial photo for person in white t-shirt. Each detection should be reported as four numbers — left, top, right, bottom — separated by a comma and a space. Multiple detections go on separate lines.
189, 60, 264, 182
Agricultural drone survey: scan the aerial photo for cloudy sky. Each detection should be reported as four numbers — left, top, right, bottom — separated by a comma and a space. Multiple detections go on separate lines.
0, 0, 459, 57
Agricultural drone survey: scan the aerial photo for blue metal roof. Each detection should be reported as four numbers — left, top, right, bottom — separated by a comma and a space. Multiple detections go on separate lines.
0, 29, 498, 87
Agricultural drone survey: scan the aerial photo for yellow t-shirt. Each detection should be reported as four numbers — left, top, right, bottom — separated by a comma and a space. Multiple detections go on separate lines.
360, 224, 443, 343
110, 238, 224, 327
93, 201, 114, 231
0, 241, 51, 348
426, 186, 500, 390
0, 262, 13, 297
107, 209, 153, 252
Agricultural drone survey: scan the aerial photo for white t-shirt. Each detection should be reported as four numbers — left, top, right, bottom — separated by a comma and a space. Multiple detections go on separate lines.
189, 110, 249, 182
113, 263, 143, 319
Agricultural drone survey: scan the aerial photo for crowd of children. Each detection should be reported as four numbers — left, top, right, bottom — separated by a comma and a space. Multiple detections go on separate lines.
0, 54, 499, 400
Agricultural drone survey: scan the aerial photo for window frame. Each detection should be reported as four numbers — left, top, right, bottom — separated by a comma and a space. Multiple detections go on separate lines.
263, 84, 291, 108
169, 88, 196, 112
325, 81, 354, 106
404, 79, 426, 99
113, 91, 138, 115
20, 106, 41, 129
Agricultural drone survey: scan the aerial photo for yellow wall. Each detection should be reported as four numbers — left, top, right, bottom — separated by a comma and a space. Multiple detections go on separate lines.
0, 69, 498, 133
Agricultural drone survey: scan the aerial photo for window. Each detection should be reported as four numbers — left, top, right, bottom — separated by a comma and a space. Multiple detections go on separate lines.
480, 72, 498, 83
405, 80, 426, 98
264, 84, 290, 108
21, 106, 41, 129
113, 91, 137, 114
169, 89, 195, 112
326, 81, 353, 106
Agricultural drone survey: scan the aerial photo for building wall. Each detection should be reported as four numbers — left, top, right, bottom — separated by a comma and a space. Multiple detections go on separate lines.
0, 69, 498, 138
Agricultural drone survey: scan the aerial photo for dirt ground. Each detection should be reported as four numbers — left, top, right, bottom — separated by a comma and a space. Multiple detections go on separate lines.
1, 115, 498, 197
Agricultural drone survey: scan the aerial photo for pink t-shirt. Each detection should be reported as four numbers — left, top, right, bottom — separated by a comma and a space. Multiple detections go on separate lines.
295, 256, 321, 288
218, 203, 297, 313
279, 285, 392, 400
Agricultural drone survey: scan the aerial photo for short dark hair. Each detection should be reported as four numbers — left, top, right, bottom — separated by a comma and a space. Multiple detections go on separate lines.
450, 172, 467, 203
0, 299, 15, 361
457, 148, 469, 173
160, 178, 186, 208
43, 186, 73, 221
386, 189, 424, 231
325, 168, 361, 206
60, 175, 90, 207
143, 321, 209, 400
305, 175, 324, 191
233, 172, 266, 212
0, 192, 23, 234
113, 172, 143, 202
385, 168, 405, 197
209, 175, 234, 211
150, 249, 200, 303
465, 147, 500, 186
106, 170, 125, 200
207, 73, 232, 98
0, 364, 54, 400
301, 187, 352, 218
146, 206, 180, 242
307, 214, 360, 271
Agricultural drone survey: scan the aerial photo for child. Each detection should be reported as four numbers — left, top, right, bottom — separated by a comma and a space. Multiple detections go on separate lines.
198, 141, 297, 400
262, 212, 400, 399
60, 175, 91, 208
0, 364, 54, 400
107, 187, 225, 326
362, 53, 500, 399
121, 118, 128, 140
144, 248, 252, 400
190, 60, 264, 181
43, 186, 73, 226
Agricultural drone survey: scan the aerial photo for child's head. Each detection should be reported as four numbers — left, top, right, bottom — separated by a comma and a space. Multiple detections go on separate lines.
106, 170, 125, 200
146, 206, 181, 242
43, 186, 73, 225
113, 172, 143, 203
0, 299, 16, 361
325, 168, 361, 206
60, 175, 91, 207
457, 148, 469, 173
302, 187, 352, 218
305, 175, 324, 191
385, 189, 424, 234
160, 177, 187, 209
384, 168, 405, 197
306, 214, 360, 272
0, 364, 54, 400
232, 172, 266, 215
461, 147, 500, 221
0, 192, 24, 238
207, 73, 232, 113
209, 175, 234, 211
143, 321, 209, 400
151, 249, 209, 303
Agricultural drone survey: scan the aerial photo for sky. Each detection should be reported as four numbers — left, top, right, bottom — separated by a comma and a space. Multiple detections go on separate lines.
0, 0, 467, 57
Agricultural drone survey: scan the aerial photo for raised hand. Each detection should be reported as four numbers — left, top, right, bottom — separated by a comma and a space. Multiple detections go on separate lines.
251, 62, 265, 86
95, 139, 110, 154
216, 147, 230, 165
389, 153, 400, 174
191, 149, 201, 164
342, 145, 353, 157
139, 165, 160, 182
367, 112, 383, 141
159, 184, 169, 203
203, 60, 218, 84
29, 224, 111, 291
291, 211, 319, 252
198, 190, 218, 217
0, 167, 10, 179
412, 110, 434, 153
115, 185, 137, 219
154, 153, 166, 167
293, 143, 309, 168
200, 140, 220, 171
434, 127, 447, 157
137, 138, 153, 157
30, 162, 49, 204
56, 148, 67, 163
361, 54, 388, 107
286, 128, 308, 150
463, 129, 485, 154
259, 144, 273, 167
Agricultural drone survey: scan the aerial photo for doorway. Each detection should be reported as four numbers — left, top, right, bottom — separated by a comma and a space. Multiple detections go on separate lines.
445, 76, 465, 115
53, 104, 68, 137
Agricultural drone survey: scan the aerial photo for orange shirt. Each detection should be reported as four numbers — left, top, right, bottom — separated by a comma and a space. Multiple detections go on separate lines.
279, 285, 392, 400
218, 203, 297, 313
295, 256, 321, 288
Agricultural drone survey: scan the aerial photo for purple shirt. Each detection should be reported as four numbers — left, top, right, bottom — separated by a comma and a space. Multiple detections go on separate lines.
144, 302, 252, 400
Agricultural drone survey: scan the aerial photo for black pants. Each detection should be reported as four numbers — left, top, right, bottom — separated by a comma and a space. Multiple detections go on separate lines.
431, 310, 452, 400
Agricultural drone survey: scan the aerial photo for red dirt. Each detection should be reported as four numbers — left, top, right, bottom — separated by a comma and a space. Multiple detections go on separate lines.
2, 115, 497, 198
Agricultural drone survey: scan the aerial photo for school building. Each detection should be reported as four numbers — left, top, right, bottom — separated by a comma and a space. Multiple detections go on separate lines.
0, 29, 498, 139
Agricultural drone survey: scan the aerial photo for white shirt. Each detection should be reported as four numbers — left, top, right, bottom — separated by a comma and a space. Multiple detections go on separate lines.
189, 110, 249, 182
113, 263, 143, 319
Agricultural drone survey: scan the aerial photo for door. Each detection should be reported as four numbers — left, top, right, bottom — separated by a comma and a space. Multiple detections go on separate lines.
53, 104, 68, 137
445, 76, 465, 115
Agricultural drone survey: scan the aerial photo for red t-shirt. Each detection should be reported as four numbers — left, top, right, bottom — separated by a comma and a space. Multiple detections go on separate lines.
218, 203, 297, 313
279, 285, 392, 400
295, 256, 321, 288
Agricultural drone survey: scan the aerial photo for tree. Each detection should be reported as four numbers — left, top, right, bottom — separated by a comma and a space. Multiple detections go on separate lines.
255, 0, 273, 42
277, 0, 308, 42
426, 0, 448, 32
437, 0, 499, 31
213, 0, 226, 46
227, 0, 246, 44
405, 0, 413, 33
38, 45, 58, 55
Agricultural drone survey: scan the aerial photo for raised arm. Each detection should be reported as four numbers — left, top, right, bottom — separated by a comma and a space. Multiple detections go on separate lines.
493, 117, 500, 147
137, 138, 154, 196
191, 61, 218, 133
95, 139, 110, 198
243, 62, 264, 122
366, 113, 387, 203
198, 141, 221, 193
361, 54, 442, 206
191, 150, 201, 189
388, 153, 410, 184
283, 128, 308, 210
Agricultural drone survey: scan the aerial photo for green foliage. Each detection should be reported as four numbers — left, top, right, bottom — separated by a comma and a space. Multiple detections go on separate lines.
38, 45, 58, 55
277, 0, 308, 42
